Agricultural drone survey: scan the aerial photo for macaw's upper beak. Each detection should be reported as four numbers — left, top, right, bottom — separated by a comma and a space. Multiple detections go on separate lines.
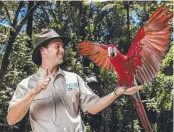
108, 47, 117, 57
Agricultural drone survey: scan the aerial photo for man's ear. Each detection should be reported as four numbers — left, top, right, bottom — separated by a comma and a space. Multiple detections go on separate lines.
40, 47, 46, 56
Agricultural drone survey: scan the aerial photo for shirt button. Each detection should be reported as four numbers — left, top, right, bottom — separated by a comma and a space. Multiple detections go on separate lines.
64, 127, 67, 132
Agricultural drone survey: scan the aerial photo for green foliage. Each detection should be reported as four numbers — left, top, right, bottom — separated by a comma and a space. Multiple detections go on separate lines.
0, 88, 13, 127
161, 43, 173, 70
85, 122, 92, 132
133, 119, 141, 132
0, 31, 37, 131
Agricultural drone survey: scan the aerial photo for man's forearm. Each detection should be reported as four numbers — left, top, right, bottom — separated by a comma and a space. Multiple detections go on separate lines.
7, 89, 37, 125
87, 85, 143, 114
87, 91, 120, 115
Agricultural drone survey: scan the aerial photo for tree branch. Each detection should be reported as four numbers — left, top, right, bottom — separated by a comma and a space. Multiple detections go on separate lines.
0, 1, 12, 26
142, 98, 155, 103
12, 1, 24, 28
40, 5, 50, 24
15, 1, 42, 34
48, 4, 59, 24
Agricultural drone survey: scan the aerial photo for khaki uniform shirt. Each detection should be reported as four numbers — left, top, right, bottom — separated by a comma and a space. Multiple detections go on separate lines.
8, 67, 100, 132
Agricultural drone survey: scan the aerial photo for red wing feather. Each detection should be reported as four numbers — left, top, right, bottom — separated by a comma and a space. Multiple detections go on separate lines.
126, 5, 172, 83
78, 42, 114, 72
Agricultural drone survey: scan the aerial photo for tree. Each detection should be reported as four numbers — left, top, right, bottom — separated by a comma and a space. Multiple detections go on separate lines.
0, 1, 41, 84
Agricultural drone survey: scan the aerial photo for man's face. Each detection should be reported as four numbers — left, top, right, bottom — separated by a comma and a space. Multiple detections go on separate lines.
41, 39, 65, 66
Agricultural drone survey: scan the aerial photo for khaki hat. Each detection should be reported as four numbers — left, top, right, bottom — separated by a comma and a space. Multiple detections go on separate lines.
32, 29, 70, 65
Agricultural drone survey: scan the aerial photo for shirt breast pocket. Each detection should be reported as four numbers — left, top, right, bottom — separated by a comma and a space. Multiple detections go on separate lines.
65, 83, 80, 116
30, 91, 53, 121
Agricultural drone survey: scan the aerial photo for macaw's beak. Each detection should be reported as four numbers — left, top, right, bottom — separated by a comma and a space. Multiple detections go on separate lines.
108, 46, 117, 57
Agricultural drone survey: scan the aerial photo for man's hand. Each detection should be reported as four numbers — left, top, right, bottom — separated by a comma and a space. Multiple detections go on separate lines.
114, 85, 143, 96
6, 68, 52, 125
33, 68, 51, 95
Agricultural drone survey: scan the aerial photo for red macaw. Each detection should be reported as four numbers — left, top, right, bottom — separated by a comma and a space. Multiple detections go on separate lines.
78, 4, 173, 132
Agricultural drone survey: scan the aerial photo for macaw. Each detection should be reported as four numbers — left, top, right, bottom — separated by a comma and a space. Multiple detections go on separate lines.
78, 4, 173, 132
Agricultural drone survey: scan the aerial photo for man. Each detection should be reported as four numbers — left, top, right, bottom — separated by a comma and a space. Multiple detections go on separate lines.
7, 29, 142, 132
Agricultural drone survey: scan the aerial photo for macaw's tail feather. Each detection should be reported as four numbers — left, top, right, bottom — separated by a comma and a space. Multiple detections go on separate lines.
131, 92, 153, 132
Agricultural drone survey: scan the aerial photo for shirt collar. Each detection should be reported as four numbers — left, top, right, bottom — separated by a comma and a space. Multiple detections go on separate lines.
56, 67, 65, 76
37, 67, 65, 77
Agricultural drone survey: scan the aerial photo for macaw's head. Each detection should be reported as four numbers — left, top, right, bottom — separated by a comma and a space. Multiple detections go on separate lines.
107, 44, 117, 58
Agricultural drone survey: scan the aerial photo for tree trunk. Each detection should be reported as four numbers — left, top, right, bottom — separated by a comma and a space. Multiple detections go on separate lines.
18, 2, 35, 132
25, 1, 34, 76
78, 2, 87, 41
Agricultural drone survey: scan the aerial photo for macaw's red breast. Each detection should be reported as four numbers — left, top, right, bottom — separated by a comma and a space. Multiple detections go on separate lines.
110, 52, 135, 87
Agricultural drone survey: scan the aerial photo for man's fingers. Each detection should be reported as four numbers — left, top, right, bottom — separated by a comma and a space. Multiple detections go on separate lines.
135, 85, 143, 90
131, 85, 143, 94
123, 85, 143, 95
44, 77, 51, 82
42, 81, 49, 86
38, 76, 51, 88
42, 77, 51, 84
131, 85, 143, 90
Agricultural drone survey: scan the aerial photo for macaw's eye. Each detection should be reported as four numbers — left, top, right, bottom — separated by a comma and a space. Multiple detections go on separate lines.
108, 47, 117, 57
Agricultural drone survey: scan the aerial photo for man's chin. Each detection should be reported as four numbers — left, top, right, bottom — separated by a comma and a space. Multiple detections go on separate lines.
57, 60, 63, 65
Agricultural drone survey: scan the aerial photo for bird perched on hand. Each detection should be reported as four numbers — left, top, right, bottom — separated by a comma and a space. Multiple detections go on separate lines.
78, 4, 173, 132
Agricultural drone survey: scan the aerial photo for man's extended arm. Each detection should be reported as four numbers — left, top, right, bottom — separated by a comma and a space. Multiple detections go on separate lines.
87, 85, 142, 114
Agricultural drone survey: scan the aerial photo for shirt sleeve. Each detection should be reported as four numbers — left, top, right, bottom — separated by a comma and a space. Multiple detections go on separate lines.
77, 75, 100, 113
8, 80, 28, 111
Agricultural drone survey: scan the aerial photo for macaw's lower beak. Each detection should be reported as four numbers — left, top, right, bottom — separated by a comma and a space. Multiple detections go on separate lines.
110, 52, 116, 57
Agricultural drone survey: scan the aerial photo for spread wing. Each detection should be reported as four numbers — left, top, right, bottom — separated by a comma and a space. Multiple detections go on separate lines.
78, 42, 115, 72
126, 4, 173, 83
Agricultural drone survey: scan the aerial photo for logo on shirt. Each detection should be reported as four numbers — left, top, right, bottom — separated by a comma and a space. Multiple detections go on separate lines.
66, 83, 78, 91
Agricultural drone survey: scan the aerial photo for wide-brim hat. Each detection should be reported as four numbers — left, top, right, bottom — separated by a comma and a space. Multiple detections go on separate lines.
32, 29, 71, 65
